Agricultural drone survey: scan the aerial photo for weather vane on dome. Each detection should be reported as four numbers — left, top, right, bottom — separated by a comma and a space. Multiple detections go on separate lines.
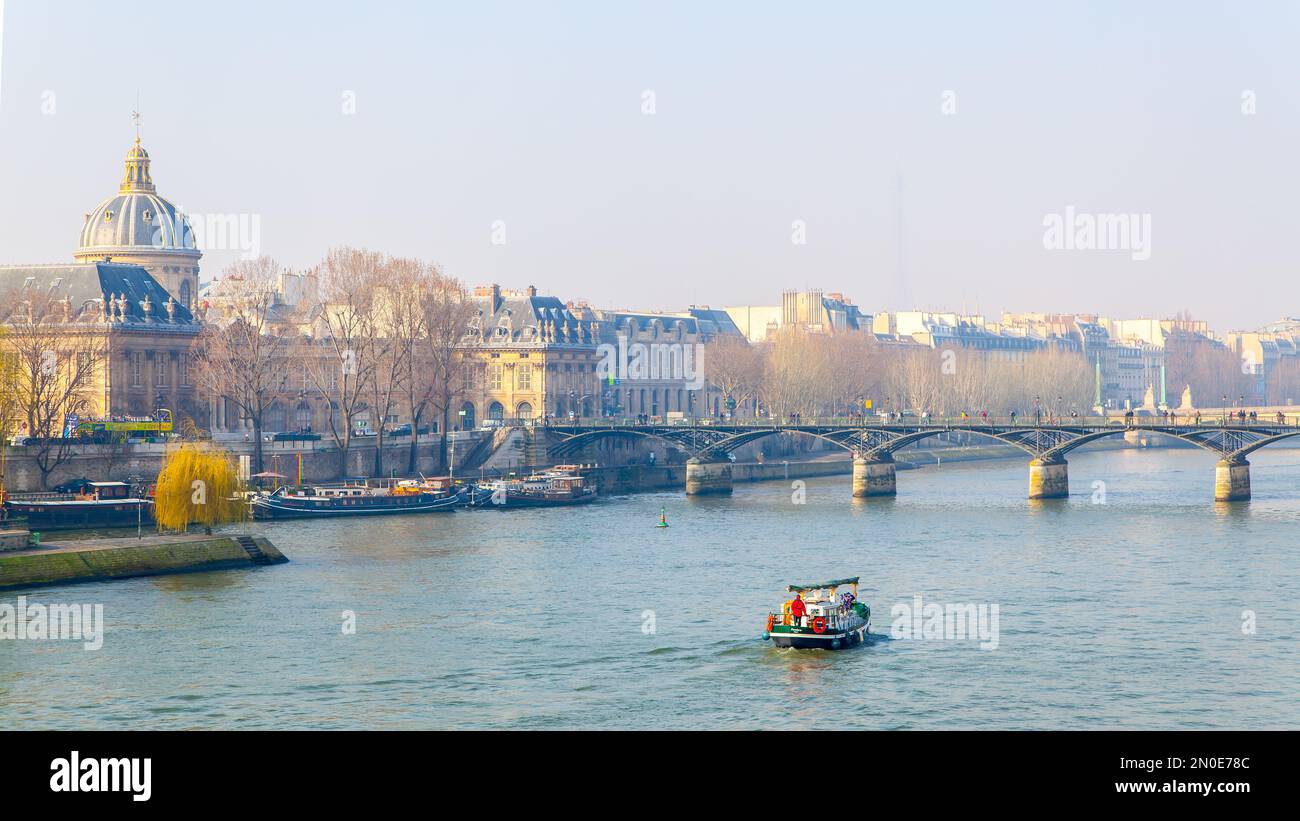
132, 95, 142, 142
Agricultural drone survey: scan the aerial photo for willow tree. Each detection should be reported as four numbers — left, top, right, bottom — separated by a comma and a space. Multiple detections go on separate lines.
154, 442, 247, 534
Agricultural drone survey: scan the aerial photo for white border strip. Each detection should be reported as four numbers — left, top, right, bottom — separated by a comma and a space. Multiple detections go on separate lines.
0, 1, 6, 109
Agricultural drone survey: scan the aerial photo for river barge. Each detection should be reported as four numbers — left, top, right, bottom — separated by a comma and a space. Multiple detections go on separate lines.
473, 466, 597, 508
2, 481, 153, 530
250, 482, 464, 520
763, 577, 871, 650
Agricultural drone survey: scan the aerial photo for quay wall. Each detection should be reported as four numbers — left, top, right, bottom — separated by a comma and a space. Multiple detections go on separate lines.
0, 433, 489, 492
0, 535, 286, 591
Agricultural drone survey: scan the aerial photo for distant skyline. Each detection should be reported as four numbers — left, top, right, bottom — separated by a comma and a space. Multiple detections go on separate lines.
0, 1, 1296, 331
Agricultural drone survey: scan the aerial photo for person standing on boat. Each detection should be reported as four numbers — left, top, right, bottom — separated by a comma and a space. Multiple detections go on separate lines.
790, 593, 806, 627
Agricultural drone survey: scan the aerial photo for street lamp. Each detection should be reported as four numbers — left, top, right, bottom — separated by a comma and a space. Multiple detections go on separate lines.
450, 408, 467, 481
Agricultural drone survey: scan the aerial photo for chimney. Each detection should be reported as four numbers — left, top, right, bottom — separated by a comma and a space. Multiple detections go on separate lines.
491, 283, 501, 313
527, 285, 537, 298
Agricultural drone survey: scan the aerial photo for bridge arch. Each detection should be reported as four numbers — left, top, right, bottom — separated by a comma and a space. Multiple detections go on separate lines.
547, 427, 703, 459
1039, 426, 1300, 460
1228, 429, 1300, 459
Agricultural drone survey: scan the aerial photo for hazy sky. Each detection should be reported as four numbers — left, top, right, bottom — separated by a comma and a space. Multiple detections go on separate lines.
0, 1, 1295, 331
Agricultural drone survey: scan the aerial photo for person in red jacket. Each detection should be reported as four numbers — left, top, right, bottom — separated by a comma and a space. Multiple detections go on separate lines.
790, 593, 806, 627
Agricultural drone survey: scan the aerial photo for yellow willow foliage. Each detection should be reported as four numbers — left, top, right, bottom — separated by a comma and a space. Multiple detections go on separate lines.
153, 442, 247, 532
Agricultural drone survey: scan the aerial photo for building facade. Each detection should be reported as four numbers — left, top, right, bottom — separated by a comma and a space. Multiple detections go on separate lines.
0, 262, 204, 424
1, 139, 206, 428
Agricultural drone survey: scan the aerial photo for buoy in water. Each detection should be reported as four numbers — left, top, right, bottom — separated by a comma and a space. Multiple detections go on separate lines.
656, 506, 669, 528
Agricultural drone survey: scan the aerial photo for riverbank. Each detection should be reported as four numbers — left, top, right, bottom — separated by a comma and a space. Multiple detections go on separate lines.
0, 533, 287, 591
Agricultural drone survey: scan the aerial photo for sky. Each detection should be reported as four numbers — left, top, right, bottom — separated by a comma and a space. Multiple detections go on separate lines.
0, 0, 1296, 332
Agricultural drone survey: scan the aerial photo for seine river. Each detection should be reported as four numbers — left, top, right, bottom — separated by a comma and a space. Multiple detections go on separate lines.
3, 448, 1297, 730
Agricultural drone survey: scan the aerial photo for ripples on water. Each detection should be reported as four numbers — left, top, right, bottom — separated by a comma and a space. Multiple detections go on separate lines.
2, 449, 1297, 729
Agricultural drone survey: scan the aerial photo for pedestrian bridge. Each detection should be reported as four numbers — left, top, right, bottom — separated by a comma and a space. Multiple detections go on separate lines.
543, 420, 1300, 501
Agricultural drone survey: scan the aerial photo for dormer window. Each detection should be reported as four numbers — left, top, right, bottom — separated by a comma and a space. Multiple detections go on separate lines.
104, 210, 115, 221
143, 209, 154, 223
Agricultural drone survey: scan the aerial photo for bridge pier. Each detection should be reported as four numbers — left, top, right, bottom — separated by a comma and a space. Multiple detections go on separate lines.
1028, 456, 1069, 499
685, 457, 733, 496
1214, 458, 1251, 502
852, 454, 897, 497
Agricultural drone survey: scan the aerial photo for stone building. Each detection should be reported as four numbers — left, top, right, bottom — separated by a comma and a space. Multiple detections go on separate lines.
1, 138, 206, 427
458, 284, 603, 426
0, 262, 204, 423
455, 285, 737, 426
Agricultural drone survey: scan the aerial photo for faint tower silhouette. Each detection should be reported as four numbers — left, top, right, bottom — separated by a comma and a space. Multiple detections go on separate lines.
894, 166, 909, 309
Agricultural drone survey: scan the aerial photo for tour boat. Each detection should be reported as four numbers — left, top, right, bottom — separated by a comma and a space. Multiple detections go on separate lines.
250, 482, 465, 519
473, 466, 598, 508
763, 577, 871, 650
2, 481, 154, 530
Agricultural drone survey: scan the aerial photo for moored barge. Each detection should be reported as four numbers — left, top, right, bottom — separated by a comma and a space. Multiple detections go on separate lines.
473, 465, 597, 508
2, 481, 153, 530
250, 482, 465, 520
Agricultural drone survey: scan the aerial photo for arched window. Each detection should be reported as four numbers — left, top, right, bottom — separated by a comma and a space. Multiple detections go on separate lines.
266, 401, 286, 432
295, 401, 312, 431
460, 402, 476, 429
516, 402, 533, 420
179, 279, 191, 310
488, 401, 504, 421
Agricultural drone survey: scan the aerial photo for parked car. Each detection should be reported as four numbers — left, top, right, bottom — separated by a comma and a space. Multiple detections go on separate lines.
52, 477, 94, 494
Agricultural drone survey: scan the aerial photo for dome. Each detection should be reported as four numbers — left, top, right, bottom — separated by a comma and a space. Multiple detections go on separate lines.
76, 138, 199, 258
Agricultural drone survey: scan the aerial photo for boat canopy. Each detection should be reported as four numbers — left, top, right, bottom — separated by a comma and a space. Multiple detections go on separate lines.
786, 577, 859, 593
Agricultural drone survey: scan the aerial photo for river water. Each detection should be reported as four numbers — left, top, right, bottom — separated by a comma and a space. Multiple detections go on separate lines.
2, 448, 1297, 729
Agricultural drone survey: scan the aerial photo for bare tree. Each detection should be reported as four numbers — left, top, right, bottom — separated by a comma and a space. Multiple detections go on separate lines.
418, 270, 475, 471
381, 260, 434, 475
704, 334, 763, 418
363, 257, 422, 477
192, 257, 293, 475
0, 286, 107, 489
0, 330, 22, 499
301, 247, 381, 479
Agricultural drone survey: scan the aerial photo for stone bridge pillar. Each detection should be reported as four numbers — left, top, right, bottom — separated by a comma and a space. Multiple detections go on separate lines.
1214, 458, 1251, 502
852, 453, 896, 497
685, 457, 733, 495
1028, 455, 1069, 499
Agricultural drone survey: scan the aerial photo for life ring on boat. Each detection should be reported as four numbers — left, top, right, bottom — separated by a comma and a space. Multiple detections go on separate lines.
765, 614, 776, 632
811, 617, 827, 634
